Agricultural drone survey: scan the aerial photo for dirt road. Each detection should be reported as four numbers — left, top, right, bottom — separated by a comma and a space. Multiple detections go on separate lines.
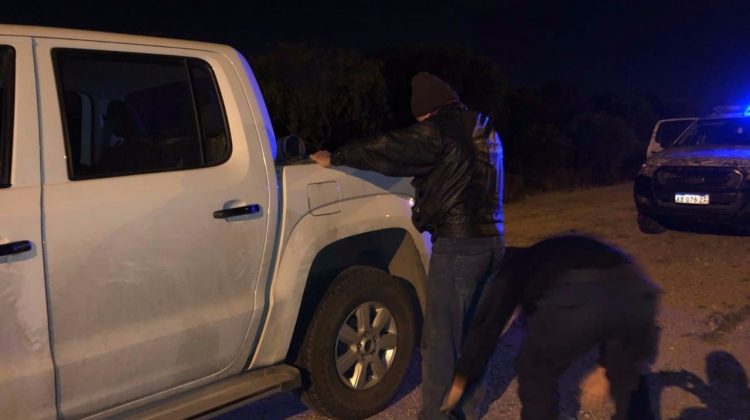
226, 183, 750, 419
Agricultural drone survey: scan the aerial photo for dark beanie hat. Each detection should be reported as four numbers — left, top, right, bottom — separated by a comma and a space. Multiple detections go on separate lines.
410, 72, 460, 118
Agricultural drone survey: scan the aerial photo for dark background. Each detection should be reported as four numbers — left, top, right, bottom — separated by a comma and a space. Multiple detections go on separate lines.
4, 0, 750, 197
6, 0, 750, 106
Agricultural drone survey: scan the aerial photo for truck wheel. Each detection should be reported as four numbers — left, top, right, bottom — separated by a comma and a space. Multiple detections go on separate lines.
638, 213, 667, 234
297, 266, 419, 419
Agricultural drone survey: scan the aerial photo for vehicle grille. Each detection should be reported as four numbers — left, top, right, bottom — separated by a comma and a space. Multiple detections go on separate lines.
654, 166, 744, 192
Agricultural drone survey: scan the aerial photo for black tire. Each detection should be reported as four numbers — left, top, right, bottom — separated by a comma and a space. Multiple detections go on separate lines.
638, 213, 667, 234
296, 266, 419, 419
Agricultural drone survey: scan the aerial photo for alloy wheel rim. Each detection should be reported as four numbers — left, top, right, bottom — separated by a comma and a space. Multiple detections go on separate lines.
334, 301, 398, 390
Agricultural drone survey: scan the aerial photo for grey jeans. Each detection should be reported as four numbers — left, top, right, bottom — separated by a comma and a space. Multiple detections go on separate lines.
418, 235, 505, 420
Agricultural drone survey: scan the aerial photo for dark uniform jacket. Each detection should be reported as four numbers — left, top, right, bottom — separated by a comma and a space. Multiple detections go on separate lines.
331, 103, 504, 238
454, 235, 661, 383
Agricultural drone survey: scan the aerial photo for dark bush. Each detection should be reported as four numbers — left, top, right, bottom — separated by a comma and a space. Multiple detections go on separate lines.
504, 124, 575, 192
251, 44, 389, 151
566, 112, 641, 185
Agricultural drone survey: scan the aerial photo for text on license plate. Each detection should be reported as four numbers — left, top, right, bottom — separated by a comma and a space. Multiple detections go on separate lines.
675, 193, 710, 205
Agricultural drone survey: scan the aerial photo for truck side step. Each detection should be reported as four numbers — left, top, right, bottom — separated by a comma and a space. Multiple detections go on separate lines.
119, 364, 301, 420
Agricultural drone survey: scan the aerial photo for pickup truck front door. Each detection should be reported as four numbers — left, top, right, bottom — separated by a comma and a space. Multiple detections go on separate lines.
0, 36, 57, 420
34, 39, 272, 417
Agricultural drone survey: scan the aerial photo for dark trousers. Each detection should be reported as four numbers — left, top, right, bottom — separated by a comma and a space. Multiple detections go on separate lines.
516, 269, 660, 420
419, 236, 505, 420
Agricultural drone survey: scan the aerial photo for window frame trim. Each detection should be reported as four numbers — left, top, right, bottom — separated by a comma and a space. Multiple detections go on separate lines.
0, 46, 16, 188
51, 48, 233, 181
187, 57, 234, 168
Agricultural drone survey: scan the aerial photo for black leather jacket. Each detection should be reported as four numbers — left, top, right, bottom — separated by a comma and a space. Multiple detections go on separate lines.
331, 103, 504, 238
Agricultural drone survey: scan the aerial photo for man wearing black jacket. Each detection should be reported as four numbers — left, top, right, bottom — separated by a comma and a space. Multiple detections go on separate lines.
440, 235, 661, 419
311, 72, 505, 419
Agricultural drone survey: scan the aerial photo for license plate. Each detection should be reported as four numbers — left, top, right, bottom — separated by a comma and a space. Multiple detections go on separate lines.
675, 193, 709, 205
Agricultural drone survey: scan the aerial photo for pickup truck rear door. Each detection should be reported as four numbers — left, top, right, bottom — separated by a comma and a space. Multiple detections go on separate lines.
34, 38, 272, 417
0, 36, 57, 420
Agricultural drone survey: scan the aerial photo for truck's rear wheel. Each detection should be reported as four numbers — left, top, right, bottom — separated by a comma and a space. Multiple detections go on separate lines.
297, 266, 419, 419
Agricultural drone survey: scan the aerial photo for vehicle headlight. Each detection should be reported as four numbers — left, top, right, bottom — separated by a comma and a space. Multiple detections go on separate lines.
639, 162, 659, 177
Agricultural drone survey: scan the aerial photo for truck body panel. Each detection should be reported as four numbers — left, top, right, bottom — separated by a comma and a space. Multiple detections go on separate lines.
31, 36, 278, 416
250, 165, 427, 368
0, 35, 57, 420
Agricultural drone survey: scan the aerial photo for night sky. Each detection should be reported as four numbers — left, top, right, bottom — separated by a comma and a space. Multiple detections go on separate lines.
4, 0, 750, 109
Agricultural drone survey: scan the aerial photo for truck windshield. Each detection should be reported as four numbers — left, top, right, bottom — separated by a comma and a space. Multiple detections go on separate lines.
676, 118, 750, 147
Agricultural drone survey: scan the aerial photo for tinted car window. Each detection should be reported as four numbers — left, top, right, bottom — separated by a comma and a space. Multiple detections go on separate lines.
54, 50, 231, 179
0, 46, 14, 188
190, 62, 230, 165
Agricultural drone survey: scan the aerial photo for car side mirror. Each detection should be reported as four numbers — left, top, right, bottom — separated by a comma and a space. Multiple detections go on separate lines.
276, 134, 308, 164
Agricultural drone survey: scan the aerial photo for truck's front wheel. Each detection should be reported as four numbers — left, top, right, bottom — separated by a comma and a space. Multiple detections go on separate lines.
297, 266, 419, 419
638, 212, 667, 234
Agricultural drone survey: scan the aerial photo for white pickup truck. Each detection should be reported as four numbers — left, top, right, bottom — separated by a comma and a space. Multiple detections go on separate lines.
0, 25, 430, 419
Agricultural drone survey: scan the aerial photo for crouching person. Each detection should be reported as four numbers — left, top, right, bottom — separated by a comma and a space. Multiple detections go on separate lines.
441, 235, 660, 420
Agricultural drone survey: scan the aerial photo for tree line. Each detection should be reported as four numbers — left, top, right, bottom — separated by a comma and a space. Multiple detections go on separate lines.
250, 44, 699, 200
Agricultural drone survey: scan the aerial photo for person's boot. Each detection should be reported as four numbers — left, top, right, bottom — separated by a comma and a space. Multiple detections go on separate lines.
627, 375, 657, 420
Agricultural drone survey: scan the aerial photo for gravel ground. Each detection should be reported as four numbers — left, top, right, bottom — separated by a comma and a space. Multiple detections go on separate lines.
224, 183, 750, 420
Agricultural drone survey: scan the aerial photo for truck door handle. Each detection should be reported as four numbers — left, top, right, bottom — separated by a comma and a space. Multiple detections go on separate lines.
213, 204, 261, 219
0, 240, 32, 257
